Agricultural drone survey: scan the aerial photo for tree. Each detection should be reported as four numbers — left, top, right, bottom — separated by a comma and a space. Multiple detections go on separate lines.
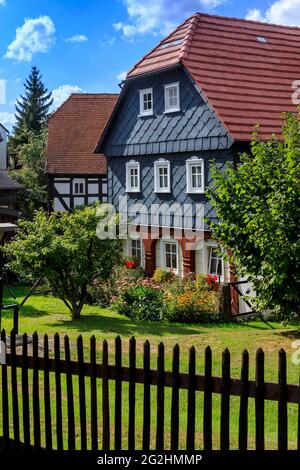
3, 204, 121, 320
9, 66, 53, 148
10, 129, 48, 219
207, 112, 300, 319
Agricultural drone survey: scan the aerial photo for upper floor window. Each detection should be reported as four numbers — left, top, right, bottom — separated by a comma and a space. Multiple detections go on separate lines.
73, 178, 85, 195
164, 82, 180, 113
186, 157, 204, 193
154, 159, 171, 193
139, 88, 153, 116
126, 160, 140, 192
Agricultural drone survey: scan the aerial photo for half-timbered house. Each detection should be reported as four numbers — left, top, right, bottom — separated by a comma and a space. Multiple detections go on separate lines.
46, 93, 118, 211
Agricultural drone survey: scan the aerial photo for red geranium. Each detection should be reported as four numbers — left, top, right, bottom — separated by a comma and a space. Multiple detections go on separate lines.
125, 260, 136, 269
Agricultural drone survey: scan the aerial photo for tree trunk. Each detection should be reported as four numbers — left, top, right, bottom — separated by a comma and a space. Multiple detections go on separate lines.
72, 304, 83, 320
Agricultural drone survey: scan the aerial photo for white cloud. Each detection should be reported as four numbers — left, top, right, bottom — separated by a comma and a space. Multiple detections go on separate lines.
0, 112, 16, 130
51, 84, 84, 110
246, 0, 300, 26
5, 16, 55, 62
0, 0, 6, 5
66, 34, 88, 43
114, 0, 226, 38
117, 71, 127, 81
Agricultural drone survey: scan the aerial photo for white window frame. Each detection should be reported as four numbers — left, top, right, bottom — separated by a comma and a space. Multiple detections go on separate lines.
126, 160, 140, 193
186, 157, 205, 194
139, 88, 153, 117
161, 240, 179, 274
154, 159, 171, 193
207, 244, 224, 282
128, 238, 144, 268
164, 82, 180, 113
73, 178, 85, 195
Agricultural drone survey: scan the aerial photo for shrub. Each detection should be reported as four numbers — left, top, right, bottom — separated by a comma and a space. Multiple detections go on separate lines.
152, 268, 177, 284
114, 284, 165, 321
165, 289, 222, 323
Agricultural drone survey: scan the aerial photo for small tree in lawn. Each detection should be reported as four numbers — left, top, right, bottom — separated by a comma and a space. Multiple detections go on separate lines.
207, 112, 300, 319
3, 204, 121, 320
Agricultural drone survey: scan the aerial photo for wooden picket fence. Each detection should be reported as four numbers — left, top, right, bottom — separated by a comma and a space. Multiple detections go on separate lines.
0, 329, 300, 451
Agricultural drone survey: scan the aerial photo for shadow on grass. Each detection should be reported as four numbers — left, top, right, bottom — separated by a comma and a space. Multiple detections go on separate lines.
46, 313, 204, 337
276, 329, 300, 339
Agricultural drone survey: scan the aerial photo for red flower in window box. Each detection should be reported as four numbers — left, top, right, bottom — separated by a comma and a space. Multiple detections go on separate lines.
125, 260, 136, 269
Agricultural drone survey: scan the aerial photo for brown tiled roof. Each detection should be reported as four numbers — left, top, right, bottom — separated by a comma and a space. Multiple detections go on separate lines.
46, 93, 118, 174
127, 13, 300, 141
0, 171, 22, 190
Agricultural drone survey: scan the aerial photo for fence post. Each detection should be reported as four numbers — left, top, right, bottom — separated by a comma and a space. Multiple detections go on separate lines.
222, 284, 232, 321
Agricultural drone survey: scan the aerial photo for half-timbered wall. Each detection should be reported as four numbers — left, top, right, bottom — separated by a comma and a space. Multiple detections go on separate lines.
48, 174, 108, 211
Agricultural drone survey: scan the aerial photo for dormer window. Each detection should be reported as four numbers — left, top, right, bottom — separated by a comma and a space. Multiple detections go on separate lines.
164, 82, 180, 113
154, 159, 171, 193
126, 160, 140, 192
139, 88, 153, 116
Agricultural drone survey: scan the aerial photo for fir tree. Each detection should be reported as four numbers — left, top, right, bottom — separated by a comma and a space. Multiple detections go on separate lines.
10, 66, 53, 148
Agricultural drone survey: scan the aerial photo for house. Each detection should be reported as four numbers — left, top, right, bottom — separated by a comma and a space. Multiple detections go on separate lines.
0, 123, 22, 227
96, 12, 300, 279
46, 93, 118, 211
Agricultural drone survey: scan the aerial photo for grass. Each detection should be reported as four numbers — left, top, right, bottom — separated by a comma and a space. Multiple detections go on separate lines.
1, 285, 300, 450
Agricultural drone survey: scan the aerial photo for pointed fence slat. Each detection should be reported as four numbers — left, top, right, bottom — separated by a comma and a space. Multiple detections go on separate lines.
278, 349, 288, 451
90, 335, 98, 451
128, 337, 136, 451
32, 332, 41, 449
156, 342, 165, 451
238, 350, 249, 450
1, 330, 9, 450
65, 335, 75, 450
142, 340, 151, 451
77, 335, 87, 450
43, 334, 52, 450
102, 339, 110, 450
255, 348, 265, 450
22, 333, 30, 449
114, 336, 122, 451
186, 346, 196, 451
203, 346, 212, 450
220, 348, 230, 451
10, 330, 20, 449
54, 333, 63, 450
170, 344, 180, 451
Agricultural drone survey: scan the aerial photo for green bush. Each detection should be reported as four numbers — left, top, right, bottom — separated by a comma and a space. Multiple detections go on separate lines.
152, 267, 177, 284
114, 284, 165, 321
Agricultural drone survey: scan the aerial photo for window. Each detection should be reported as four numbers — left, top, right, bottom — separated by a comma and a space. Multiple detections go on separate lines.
73, 178, 85, 195
130, 239, 144, 267
162, 240, 178, 272
154, 159, 171, 193
164, 82, 180, 113
186, 158, 204, 193
126, 161, 140, 192
208, 247, 224, 281
139, 88, 153, 116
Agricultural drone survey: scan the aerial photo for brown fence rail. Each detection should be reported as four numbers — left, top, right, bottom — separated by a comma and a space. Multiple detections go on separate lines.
0, 330, 300, 451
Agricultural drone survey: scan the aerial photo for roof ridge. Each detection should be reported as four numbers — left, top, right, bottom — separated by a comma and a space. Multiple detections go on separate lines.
179, 13, 199, 61
127, 14, 193, 77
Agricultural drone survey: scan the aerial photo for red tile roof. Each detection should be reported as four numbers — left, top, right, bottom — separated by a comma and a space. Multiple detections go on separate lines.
46, 93, 118, 174
128, 13, 300, 141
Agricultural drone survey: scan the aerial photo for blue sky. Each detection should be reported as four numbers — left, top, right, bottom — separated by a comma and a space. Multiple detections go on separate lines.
1, 0, 300, 130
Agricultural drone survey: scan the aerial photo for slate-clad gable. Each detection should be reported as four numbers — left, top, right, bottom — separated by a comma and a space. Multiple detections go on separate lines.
103, 68, 231, 157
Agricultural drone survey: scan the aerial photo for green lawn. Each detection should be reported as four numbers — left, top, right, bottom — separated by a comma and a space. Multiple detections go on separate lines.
1, 285, 300, 450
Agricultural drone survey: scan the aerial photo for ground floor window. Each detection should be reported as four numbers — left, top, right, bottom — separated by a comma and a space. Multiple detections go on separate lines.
130, 239, 144, 267
162, 240, 178, 272
207, 246, 223, 280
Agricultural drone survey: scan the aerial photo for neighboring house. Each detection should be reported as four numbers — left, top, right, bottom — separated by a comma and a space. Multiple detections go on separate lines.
96, 12, 300, 279
46, 93, 118, 211
0, 123, 22, 227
